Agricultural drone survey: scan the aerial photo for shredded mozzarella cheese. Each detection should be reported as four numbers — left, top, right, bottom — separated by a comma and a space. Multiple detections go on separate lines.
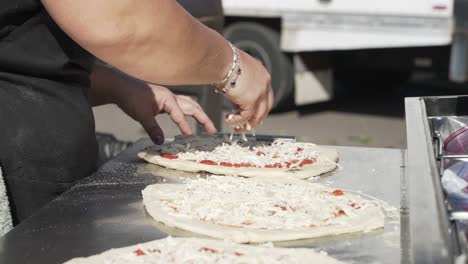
174, 139, 320, 169
157, 176, 383, 230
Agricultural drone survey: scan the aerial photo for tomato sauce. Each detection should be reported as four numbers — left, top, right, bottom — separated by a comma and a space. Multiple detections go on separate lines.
160, 153, 178, 159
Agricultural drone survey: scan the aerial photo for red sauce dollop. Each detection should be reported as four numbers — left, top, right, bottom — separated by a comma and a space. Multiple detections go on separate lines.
134, 249, 146, 256
200, 160, 217, 165
299, 159, 315, 167
160, 153, 178, 159
220, 162, 233, 167
332, 189, 345, 196
233, 163, 254, 168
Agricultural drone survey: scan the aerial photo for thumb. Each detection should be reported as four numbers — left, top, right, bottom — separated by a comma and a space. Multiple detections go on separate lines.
140, 117, 165, 145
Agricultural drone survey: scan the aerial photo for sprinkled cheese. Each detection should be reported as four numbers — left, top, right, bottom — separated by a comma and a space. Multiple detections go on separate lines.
226, 114, 253, 142
174, 139, 321, 169
157, 176, 383, 230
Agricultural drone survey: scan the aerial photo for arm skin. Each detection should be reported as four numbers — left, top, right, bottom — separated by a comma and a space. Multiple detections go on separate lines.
41, 0, 231, 85
90, 63, 217, 144
41, 0, 273, 128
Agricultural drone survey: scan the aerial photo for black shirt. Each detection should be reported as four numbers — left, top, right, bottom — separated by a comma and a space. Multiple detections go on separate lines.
0, 1, 94, 84
0, 0, 98, 222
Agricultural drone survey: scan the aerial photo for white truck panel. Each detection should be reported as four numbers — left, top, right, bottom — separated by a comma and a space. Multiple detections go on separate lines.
223, 0, 454, 51
223, 0, 453, 17
222, 0, 457, 105
282, 29, 451, 52
281, 13, 453, 51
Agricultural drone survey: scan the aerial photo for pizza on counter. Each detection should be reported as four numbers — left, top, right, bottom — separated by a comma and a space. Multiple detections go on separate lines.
142, 176, 385, 243
138, 134, 339, 179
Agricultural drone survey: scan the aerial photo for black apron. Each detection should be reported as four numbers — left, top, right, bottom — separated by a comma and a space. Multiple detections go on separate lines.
0, 1, 98, 223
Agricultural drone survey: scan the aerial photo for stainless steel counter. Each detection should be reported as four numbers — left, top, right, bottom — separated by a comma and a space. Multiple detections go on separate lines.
0, 139, 405, 264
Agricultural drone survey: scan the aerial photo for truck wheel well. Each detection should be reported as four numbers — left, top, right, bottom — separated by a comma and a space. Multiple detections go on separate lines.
224, 16, 281, 33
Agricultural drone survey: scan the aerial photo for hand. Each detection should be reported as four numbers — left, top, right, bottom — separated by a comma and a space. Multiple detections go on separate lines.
116, 83, 217, 144
223, 49, 274, 130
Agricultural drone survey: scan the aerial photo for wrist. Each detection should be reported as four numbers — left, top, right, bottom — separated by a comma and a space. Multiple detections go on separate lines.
212, 42, 241, 94
98, 67, 141, 107
222, 50, 249, 98
211, 37, 236, 83
113, 77, 146, 107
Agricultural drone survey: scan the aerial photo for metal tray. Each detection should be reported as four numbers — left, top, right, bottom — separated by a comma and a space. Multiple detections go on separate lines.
405, 95, 468, 264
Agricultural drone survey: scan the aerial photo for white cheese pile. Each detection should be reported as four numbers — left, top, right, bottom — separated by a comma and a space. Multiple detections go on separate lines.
158, 176, 380, 230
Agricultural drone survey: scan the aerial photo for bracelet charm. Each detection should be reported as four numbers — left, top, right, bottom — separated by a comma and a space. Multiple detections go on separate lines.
212, 42, 241, 94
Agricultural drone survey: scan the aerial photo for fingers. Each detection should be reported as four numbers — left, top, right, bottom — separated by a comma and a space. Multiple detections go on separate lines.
225, 87, 273, 130
177, 96, 218, 134
249, 98, 268, 128
162, 96, 193, 135
149, 85, 217, 136
225, 109, 254, 131
249, 85, 273, 127
267, 86, 274, 113
224, 102, 252, 126
224, 110, 251, 125
140, 116, 165, 145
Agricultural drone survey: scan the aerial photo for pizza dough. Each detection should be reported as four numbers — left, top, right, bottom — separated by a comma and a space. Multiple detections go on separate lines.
138, 134, 339, 179
142, 176, 385, 243
63, 237, 345, 264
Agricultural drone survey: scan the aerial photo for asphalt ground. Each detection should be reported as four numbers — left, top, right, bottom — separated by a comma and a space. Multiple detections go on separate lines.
93, 77, 468, 149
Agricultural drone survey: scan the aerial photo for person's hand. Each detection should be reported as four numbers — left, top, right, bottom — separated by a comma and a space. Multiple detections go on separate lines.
116, 83, 217, 144
223, 49, 274, 130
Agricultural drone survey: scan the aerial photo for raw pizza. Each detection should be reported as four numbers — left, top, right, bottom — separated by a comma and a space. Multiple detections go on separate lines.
138, 134, 339, 179
64, 237, 344, 264
142, 176, 385, 243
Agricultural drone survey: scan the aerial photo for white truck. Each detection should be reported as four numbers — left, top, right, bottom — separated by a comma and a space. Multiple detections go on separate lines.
221, 0, 467, 108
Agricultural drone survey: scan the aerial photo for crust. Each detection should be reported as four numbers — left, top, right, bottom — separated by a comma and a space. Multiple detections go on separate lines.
64, 237, 345, 264
138, 147, 338, 179
142, 178, 385, 243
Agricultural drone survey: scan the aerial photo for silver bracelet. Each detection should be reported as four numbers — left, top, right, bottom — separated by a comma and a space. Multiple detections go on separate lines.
213, 42, 241, 94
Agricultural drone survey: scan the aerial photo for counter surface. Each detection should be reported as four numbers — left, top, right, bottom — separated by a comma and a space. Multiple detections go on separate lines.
0, 139, 405, 264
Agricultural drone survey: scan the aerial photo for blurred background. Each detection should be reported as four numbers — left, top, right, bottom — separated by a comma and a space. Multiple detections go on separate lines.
93, 0, 468, 150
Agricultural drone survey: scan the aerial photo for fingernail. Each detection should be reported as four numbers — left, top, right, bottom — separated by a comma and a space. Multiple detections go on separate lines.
156, 135, 163, 144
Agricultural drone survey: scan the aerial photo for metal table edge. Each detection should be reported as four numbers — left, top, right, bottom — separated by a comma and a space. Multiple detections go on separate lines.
404, 97, 453, 264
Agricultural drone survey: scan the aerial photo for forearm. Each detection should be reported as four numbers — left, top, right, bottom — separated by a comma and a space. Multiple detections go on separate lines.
42, 0, 231, 85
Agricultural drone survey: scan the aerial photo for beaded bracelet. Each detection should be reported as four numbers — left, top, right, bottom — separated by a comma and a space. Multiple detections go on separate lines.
212, 42, 241, 94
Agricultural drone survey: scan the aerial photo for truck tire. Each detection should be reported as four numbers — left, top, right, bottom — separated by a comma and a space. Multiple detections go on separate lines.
223, 22, 294, 111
